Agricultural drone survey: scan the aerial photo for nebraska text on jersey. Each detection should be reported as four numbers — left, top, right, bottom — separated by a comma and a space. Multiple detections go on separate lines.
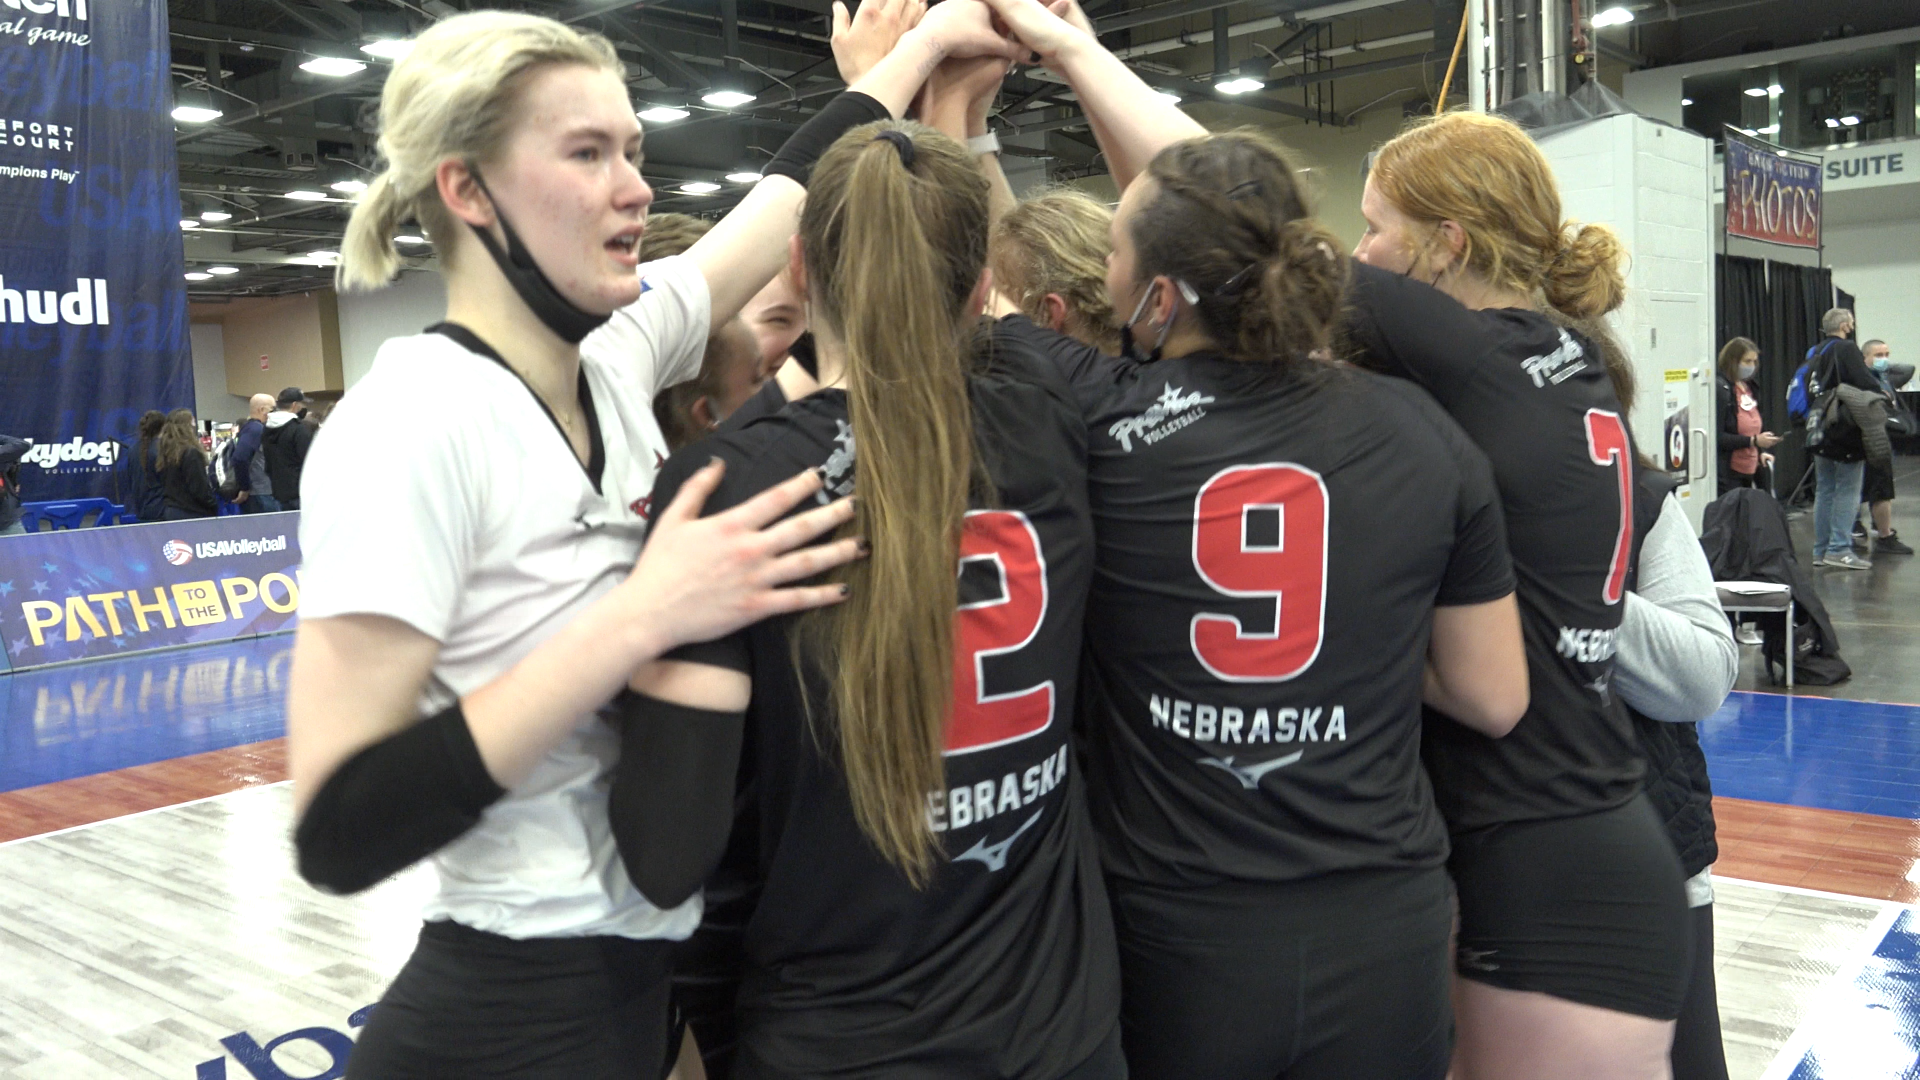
1150, 692, 1349, 745
1108, 382, 1216, 452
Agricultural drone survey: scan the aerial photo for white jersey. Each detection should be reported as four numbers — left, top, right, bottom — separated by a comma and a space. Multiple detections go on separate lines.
300, 256, 709, 940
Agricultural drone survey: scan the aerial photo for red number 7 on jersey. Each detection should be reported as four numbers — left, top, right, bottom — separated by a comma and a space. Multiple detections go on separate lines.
1190, 463, 1329, 682
947, 510, 1054, 755
1584, 409, 1633, 606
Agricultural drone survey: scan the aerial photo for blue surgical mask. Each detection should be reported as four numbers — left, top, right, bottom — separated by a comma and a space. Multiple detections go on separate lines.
1872, 356, 1891, 373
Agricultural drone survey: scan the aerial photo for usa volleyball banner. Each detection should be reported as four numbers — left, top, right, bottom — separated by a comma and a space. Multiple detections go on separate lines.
1724, 128, 1822, 249
0, 0, 195, 502
0, 512, 301, 670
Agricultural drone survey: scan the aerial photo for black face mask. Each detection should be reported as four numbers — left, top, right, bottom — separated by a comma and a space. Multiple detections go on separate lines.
466, 168, 612, 345
1117, 280, 1196, 365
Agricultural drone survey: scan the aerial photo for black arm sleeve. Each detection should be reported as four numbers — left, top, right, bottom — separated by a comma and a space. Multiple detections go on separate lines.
1832, 340, 1880, 392
764, 91, 892, 185
1715, 378, 1749, 453
607, 692, 746, 910
294, 702, 507, 895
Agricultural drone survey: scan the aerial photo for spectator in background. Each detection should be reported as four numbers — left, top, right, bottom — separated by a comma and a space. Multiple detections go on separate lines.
1809, 308, 1880, 570
642, 213, 774, 449
233, 393, 280, 513
265, 387, 316, 511
1715, 337, 1778, 493
131, 410, 168, 522
1857, 339, 1911, 556
0, 431, 28, 535
988, 187, 1121, 353
156, 409, 218, 520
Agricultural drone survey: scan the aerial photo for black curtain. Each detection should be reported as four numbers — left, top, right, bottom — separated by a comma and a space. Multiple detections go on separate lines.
1714, 254, 1834, 500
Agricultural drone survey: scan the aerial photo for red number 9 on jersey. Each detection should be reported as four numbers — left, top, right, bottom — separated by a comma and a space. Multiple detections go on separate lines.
948, 510, 1054, 755
1190, 464, 1329, 682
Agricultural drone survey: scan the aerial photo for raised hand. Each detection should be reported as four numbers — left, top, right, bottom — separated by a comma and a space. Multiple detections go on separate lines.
918, 52, 1011, 133
833, 0, 927, 86
627, 462, 862, 649
911, 0, 1024, 64
976, 0, 1090, 68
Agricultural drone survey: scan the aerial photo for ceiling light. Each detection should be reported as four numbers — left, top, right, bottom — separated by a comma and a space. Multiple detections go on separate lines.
639, 106, 690, 123
180, 218, 200, 230
171, 105, 223, 123
307, 249, 339, 260
1769, 84, 1783, 96
1824, 117, 1840, 128
394, 234, 428, 245
725, 171, 763, 184
283, 190, 329, 201
300, 56, 367, 77
1592, 5, 1634, 27
1778, 150, 1792, 157
200, 209, 232, 222
331, 179, 368, 194
1214, 77, 1264, 95
701, 90, 755, 108
360, 38, 413, 61
1744, 87, 1769, 98
1681, 97, 1693, 106
1738, 127, 1757, 136
207, 265, 240, 275
1156, 90, 1182, 104
184, 272, 213, 281
679, 181, 722, 194
1841, 114, 1861, 126
1757, 123, 1779, 134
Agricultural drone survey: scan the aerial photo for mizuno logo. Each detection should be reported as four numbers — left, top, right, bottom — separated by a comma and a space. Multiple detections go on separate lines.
1198, 751, 1304, 789
952, 809, 1043, 872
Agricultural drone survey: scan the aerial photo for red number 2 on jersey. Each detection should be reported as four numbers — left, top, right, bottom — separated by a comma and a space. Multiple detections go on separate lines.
1584, 409, 1633, 606
1190, 464, 1329, 682
947, 510, 1054, 755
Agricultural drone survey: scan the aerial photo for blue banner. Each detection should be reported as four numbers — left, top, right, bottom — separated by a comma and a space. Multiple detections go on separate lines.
0, 0, 194, 501
0, 513, 301, 670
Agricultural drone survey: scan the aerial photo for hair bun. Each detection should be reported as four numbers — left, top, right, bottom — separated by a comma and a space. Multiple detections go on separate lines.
1541, 220, 1626, 320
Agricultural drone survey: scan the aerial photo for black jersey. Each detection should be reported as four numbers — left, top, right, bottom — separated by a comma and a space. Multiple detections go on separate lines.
1002, 318, 1514, 887
649, 325, 1117, 1080
1343, 261, 1643, 833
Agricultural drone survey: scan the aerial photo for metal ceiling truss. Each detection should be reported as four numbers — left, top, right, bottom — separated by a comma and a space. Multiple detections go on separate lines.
174, 0, 1460, 297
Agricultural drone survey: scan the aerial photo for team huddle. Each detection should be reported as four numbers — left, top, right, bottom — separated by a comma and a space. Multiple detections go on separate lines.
286, 1, 1714, 1079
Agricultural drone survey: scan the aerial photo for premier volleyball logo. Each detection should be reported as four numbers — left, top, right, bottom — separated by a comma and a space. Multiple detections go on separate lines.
162, 540, 194, 566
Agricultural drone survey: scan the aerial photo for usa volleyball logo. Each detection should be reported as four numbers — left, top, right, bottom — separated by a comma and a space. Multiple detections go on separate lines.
162, 540, 194, 566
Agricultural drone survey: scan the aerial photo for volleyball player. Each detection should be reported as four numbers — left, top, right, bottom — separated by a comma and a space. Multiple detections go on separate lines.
608, 117, 1122, 1079
639, 214, 774, 449
287, 8, 1019, 1076
944, 6, 1529, 1077
1345, 114, 1691, 1079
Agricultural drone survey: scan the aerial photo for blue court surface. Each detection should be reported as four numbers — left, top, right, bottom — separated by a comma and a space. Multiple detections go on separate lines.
0, 635, 290, 794
1701, 691, 1920, 818
1773, 906, 1920, 1080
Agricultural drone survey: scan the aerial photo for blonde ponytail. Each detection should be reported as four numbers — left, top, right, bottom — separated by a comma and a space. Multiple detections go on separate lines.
800, 121, 990, 885
334, 10, 621, 292
1542, 220, 1627, 320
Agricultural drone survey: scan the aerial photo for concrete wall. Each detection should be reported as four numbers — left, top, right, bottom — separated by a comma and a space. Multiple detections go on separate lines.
189, 321, 251, 425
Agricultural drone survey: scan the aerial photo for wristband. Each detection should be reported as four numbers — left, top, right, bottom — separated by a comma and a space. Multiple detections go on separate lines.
968, 131, 1002, 156
764, 91, 893, 186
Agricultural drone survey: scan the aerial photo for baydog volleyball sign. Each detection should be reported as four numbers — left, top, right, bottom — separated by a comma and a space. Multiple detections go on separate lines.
0, 0, 193, 501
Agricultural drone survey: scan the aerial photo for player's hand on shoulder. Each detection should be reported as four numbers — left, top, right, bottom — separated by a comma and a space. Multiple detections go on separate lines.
624, 461, 864, 649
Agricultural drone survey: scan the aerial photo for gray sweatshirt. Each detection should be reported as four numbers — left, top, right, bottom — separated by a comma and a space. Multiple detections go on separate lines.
1612, 492, 1738, 907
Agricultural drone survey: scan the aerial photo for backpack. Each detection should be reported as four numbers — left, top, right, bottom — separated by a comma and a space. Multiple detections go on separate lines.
1801, 340, 1851, 452
1786, 362, 1811, 422
211, 434, 243, 500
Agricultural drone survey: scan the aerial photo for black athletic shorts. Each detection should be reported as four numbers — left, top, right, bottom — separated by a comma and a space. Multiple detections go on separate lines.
347, 920, 675, 1080
1449, 793, 1690, 1020
1111, 866, 1452, 1080
1864, 460, 1895, 504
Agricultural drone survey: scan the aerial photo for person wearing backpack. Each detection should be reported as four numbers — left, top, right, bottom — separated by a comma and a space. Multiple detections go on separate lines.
1806, 308, 1882, 570
264, 387, 315, 511
231, 393, 279, 514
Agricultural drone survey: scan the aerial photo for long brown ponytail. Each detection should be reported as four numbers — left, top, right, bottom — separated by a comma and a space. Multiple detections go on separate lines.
800, 121, 991, 885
